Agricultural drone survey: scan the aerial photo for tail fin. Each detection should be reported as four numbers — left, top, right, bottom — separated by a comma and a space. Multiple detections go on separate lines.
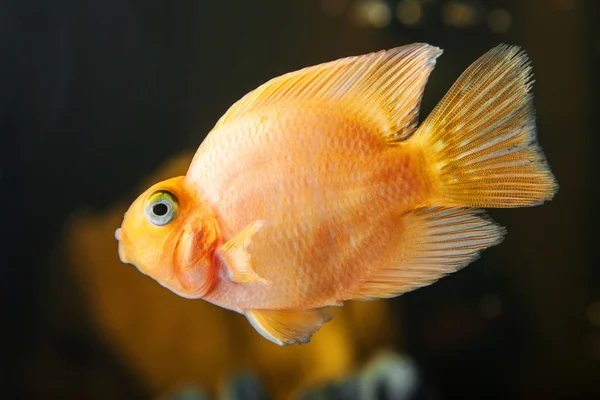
412, 44, 558, 208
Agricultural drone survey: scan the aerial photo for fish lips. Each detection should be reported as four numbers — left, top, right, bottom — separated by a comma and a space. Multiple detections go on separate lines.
115, 227, 136, 266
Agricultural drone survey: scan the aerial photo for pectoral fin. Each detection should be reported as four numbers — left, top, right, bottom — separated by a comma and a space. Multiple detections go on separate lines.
217, 220, 270, 285
245, 307, 336, 346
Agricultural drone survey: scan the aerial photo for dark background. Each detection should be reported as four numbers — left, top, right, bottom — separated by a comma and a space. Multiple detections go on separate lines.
1, 0, 598, 399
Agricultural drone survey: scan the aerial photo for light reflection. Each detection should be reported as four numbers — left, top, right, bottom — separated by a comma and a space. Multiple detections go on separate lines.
442, 1, 481, 28
351, 0, 392, 28
488, 8, 511, 34
397, 0, 423, 27
585, 300, 600, 327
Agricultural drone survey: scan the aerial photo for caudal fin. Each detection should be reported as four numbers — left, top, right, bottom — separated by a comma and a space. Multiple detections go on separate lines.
412, 44, 558, 208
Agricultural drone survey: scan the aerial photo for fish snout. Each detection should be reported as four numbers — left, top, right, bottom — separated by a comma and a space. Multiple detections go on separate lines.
115, 227, 135, 265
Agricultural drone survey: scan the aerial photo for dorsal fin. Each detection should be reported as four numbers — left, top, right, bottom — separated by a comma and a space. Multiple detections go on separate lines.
214, 43, 443, 141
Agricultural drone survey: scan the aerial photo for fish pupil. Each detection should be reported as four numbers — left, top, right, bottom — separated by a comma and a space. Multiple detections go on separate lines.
153, 203, 169, 216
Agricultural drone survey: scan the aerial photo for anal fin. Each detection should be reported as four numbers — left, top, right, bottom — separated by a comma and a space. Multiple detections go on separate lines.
352, 207, 505, 300
245, 307, 336, 346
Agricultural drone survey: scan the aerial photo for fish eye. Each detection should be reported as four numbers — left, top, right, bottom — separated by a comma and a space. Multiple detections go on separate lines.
145, 190, 179, 226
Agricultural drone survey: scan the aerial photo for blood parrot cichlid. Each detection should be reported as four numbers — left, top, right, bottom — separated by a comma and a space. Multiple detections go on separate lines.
115, 43, 557, 345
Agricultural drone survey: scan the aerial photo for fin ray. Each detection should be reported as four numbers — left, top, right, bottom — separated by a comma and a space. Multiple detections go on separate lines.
245, 307, 336, 346
350, 207, 505, 301
412, 44, 558, 207
217, 220, 270, 285
215, 44, 442, 141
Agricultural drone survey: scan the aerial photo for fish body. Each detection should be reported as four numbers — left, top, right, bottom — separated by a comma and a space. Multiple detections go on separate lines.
190, 105, 432, 311
116, 43, 557, 345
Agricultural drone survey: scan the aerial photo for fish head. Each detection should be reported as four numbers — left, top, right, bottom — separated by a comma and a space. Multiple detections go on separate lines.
115, 176, 219, 298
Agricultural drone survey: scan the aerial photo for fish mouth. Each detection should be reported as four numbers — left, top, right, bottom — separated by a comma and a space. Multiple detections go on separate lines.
115, 228, 134, 265
118, 242, 136, 266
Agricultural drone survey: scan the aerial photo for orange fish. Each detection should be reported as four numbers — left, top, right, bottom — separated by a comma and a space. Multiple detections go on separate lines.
115, 43, 557, 345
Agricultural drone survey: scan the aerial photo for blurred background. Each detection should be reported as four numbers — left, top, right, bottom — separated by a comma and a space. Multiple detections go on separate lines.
1, 0, 598, 399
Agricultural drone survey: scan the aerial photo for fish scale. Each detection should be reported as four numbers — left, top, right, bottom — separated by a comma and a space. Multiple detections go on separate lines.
200, 148, 428, 309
